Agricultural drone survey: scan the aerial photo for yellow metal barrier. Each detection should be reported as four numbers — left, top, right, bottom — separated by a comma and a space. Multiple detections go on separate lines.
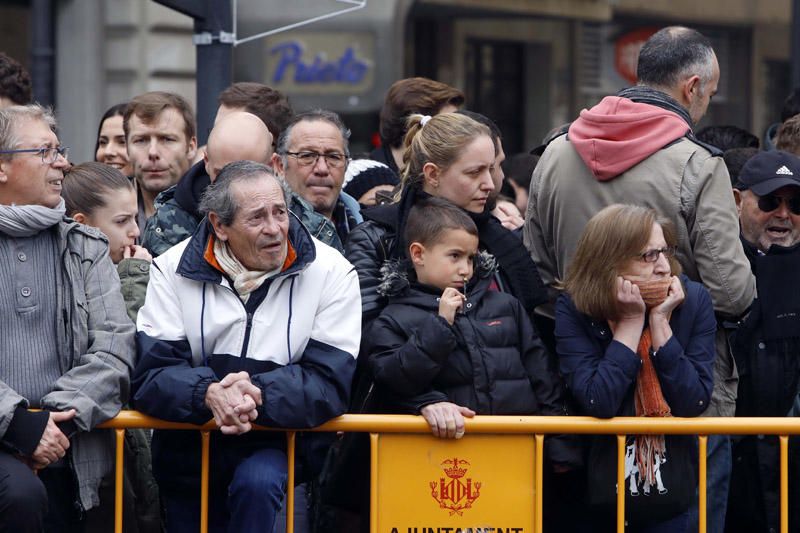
97, 412, 800, 533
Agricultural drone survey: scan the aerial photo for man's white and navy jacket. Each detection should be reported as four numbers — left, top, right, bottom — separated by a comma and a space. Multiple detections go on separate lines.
131, 214, 361, 430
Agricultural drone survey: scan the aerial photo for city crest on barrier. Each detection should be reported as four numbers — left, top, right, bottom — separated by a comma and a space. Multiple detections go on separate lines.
430, 457, 481, 515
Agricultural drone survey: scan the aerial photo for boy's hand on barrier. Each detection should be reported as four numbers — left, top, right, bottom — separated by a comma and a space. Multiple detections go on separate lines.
420, 402, 476, 439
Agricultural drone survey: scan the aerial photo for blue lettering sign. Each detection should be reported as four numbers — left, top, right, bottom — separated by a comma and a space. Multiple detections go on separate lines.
270, 40, 369, 85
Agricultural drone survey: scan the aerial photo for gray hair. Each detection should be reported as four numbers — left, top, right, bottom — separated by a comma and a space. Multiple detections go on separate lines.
637, 26, 716, 94
275, 108, 351, 169
0, 104, 57, 157
199, 160, 289, 226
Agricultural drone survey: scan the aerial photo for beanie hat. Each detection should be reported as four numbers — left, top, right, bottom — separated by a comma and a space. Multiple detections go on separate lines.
343, 159, 399, 201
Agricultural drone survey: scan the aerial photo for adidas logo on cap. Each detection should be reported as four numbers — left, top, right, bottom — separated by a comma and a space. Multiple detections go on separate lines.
776, 165, 794, 176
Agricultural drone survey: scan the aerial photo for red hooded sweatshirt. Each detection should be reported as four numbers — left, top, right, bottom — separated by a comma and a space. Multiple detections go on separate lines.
568, 96, 691, 182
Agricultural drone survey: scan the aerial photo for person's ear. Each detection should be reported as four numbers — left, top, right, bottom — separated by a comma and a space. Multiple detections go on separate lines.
208, 212, 228, 241
422, 162, 440, 189
733, 188, 744, 218
683, 75, 702, 106
0, 158, 8, 184
409, 241, 426, 266
72, 212, 88, 224
186, 136, 198, 162
271, 152, 285, 176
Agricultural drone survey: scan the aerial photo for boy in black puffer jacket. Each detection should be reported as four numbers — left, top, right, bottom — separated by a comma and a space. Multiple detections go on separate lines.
366, 198, 580, 471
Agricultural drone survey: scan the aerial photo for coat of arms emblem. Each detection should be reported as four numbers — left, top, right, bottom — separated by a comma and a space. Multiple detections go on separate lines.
430, 457, 481, 515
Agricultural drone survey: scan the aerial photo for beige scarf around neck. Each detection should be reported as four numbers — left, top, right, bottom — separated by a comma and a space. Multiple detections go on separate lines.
213, 239, 281, 303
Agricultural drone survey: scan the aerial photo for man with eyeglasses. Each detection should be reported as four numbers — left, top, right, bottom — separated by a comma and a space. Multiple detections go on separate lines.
728, 150, 800, 533
272, 109, 363, 253
0, 104, 134, 531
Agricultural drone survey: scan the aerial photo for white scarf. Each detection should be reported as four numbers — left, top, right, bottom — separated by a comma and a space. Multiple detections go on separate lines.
0, 198, 66, 237
213, 238, 281, 303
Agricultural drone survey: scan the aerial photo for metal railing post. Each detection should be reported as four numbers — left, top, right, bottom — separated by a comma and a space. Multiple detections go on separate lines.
617, 434, 626, 533
286, 432, 296, 533
114, 429, 125, 533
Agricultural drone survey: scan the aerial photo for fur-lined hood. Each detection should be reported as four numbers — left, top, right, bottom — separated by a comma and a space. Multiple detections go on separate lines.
377, 250, 497, 298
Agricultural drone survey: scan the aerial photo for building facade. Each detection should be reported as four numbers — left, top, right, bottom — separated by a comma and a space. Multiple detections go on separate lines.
0, 0, 792, 160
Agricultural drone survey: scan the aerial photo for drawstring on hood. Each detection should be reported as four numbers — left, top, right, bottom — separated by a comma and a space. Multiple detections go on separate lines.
569, 87, 692, 182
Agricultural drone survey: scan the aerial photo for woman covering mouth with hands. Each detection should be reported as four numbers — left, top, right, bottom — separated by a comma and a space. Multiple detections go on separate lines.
556, 204, 716, 532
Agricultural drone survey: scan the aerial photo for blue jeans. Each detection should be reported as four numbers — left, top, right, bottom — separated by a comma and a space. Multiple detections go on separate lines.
687, 434, 731, 533
163, 447, 289, 533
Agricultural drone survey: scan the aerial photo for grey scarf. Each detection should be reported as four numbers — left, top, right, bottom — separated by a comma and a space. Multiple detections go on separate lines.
617, 86, 694, 128
0, 198, 66, 237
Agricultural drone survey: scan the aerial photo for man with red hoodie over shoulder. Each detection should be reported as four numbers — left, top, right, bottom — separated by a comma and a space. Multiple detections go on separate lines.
524, 26, 754, 533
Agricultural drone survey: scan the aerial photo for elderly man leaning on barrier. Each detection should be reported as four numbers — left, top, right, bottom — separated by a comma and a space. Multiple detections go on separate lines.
0, 104, 134, 531
131, 160, 361, 533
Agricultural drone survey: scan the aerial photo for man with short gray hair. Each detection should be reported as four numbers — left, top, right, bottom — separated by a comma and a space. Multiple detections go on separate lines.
273, 109, 362, 252
0, 104, 134, 530
132, 160, 361, 532
524, 26, 754, 533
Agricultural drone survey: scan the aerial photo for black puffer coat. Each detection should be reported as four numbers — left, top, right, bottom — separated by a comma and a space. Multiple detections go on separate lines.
366, 256, 579, 467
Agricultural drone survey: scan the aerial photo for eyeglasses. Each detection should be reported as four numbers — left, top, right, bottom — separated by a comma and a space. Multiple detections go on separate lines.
635, 246, 677, 263
284, 151, 348, 168
756, 194, 800, 215
0, 146, 69, 164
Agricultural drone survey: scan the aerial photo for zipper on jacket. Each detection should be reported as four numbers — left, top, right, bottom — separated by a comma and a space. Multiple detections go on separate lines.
241, 311, 254, 358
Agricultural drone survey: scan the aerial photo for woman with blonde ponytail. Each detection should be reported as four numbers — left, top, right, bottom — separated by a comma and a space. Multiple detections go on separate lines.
346, 111, 547, 324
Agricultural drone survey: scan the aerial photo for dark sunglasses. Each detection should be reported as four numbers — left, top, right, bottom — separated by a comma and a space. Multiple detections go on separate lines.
757, 194, 800, 215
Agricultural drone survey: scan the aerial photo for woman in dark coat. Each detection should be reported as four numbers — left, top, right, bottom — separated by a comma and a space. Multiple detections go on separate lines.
556, 204, 716, 532
345, 112, 547, 327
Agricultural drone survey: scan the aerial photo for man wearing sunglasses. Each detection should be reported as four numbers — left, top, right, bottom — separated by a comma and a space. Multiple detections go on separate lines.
728, 150, 800, 533
0, 105, 134, 530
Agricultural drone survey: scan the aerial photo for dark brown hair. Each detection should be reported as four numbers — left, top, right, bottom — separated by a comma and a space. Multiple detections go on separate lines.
123, 91, 196, 142
379, 77, 464, 149
62, 161, 134, 217
0, 52, 31, 106
404, 197, 478, 248
218, 82, 293, 140
563, 204, 681, 320
94, 102, 128, 160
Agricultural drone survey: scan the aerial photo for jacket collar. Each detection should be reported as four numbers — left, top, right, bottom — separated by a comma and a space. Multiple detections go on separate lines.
176, 211, 317, 283
173, 161, 211, 219
377, 251, 497, 303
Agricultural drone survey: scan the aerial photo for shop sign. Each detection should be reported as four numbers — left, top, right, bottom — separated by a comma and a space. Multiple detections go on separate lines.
265, 32, 375, 94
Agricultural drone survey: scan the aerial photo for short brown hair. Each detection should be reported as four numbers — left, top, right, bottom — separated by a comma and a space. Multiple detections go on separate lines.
379, 77, 464, 149
218, 82, 293, 139
776, 115, 800, 155
123, 91, 196, 142
404, 197, 477, 248
563, 204, 681, 320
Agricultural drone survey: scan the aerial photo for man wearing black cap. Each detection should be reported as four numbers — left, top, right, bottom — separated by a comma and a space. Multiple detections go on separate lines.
728, 150, 800, 533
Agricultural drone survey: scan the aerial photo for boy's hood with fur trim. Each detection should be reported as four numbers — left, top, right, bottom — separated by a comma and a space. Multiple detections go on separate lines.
377, 250, 497, 298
